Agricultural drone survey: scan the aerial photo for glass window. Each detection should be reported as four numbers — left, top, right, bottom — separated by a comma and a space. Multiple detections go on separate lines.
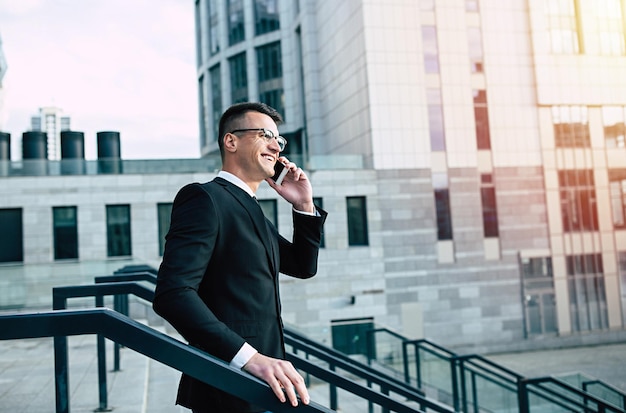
256, 42, 285, 118
106, 205, 132, 257
566, 253, 608, 332
313, 197, 325, 248
347, 196, 369, 246
480, 174, 499, 238
53, 206, 78, 260
545, 0, 580, 54
210, 64, 222, 144
433, 173, 453, 241
559, 170, 598, 232
157, 203, 172, 257
552, 106, 590, 147
258, 199, 278, 229
618, 251, 626, 325
609, 169, 626, 229
0, 208, 23, 263
473, 90, 491, 150
254, 0, 280, 36
426, 88, 446, 151
195, 0, 202, 66
208, 0, 220, 55
520, 257, 557, 336
468, 27, 484, 73
422, 26, 440, 74
227, 0, 245, 46
229, 52, 248, 104
466, 0, 479, 11
331, 317, 375, 357
602, 106, 626, 148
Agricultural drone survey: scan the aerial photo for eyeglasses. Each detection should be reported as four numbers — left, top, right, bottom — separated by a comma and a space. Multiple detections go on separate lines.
229, 128, 287, 151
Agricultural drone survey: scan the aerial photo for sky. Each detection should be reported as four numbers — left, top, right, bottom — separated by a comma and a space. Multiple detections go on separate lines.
0, 0, 200, 160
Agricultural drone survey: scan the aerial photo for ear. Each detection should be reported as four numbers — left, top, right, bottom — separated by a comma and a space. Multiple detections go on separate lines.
223, 132, 237, 153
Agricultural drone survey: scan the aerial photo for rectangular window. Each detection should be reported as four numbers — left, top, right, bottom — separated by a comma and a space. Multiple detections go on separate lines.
467, 27, 484, 73
256, 42, 285, 118
258, 199, 278, 229
347, 196, 369, 246
422, 26, 440, 74
426, 88, 446, 151
552, 106, 590, 147
473, 90, 491, 150
566, 254, 608, 332
545, 0, 581, 54
53, 206, 78, 260
209, 64, 222, 144
520, 257, 557, 336
609, 169, 626, 229
157, 203, 173, 257
331, 317, 375, 357
227, 0, 245, 46
229, 53, 248, 104
602, 106, 626, 149
254, 0, 280, 36
313, 197, 325, 248
432, 173, 453, 240
481, 174, 499, 238
195, 0, 202, 66
0, 208, 23, 263
106, 205, 132, 257
559, 170, 598, 232
208, 0, 220, 56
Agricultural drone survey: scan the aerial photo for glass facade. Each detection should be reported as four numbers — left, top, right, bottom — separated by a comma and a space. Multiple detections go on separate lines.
545, 0, 580, 54
227, 0, 245, 45
229, 52, 248, 104
566, 254, 608, 332
552, 105, 590, 147
210, 64, 222, 144
254, 0, 280, 35
480, 174, 499, 238
558, 170, 598, 232
473, 90, 491, 150
426, 88, 445, 151
433, 173, 453, 241
603, 106, 626, 148
256, 42, 284, 117
609, 169, 626, 229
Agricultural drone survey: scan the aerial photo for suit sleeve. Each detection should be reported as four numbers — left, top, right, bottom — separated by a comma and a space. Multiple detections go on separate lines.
278, 207, 328, 278
153, 183, 246, 362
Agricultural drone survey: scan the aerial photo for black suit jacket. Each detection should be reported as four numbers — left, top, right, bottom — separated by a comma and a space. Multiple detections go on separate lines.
153, 177, 327, 412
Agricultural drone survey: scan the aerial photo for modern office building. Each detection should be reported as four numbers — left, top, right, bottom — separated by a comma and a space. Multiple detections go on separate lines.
1, 0, 625, 355
30, 106, 71, 161
0, 33, 8, 131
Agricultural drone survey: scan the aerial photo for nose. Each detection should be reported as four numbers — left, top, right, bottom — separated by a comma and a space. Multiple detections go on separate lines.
268, 136, 282, 152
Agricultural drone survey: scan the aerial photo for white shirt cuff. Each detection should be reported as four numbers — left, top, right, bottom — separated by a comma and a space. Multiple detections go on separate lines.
293, 207, 319, 216
229, 342, 258, 369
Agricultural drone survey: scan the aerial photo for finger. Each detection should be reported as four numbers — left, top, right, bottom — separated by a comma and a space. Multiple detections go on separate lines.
267, 377, 287, 403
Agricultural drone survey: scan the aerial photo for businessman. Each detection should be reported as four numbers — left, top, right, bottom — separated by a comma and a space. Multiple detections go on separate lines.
153, 102, 327, 413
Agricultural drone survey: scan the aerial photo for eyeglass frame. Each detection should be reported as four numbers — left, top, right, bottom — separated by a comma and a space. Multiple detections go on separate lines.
229, 128, 287, 151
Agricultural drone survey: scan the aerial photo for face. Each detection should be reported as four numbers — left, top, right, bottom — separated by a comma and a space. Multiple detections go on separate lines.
229, 111, 282, 182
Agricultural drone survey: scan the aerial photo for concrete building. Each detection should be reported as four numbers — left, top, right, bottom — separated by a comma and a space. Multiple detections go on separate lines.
1, 0, 625, 355
30, 106, 71, 161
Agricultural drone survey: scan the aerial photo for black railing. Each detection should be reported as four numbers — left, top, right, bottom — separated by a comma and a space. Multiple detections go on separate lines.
0, 308, 333, 413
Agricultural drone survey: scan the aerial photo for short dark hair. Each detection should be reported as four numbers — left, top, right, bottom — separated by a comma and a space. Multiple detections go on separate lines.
217, 102, 283, 158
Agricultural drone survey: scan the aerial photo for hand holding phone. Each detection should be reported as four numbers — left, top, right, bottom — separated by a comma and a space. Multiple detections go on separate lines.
272, 160, 289, 185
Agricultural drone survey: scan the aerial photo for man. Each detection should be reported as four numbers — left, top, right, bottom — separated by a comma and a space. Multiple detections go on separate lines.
153, 102, 327, 413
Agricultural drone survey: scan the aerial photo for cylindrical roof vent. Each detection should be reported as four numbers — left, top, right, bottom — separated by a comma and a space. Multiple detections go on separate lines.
97, 131, 122, 174
22, 131, 48, 176
60, 131, 85, 175
22, 131, 48, 159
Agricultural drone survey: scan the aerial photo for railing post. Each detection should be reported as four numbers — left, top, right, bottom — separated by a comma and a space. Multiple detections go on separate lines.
54, 335, 70, 413
52, 288, 70, 413
518, 378, 530, 413
329, 364, 338, 411
402, 341, 410, 384
451, 356, 461, 413
95, 294, 111, 412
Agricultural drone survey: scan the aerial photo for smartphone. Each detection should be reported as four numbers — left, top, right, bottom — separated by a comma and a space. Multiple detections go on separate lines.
272, 161, 289, 185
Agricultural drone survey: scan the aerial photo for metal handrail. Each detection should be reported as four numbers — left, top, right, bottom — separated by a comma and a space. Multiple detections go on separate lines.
0, 308, 332, 413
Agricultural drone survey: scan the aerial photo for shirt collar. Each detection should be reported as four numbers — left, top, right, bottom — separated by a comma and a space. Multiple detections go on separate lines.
217, 171, 256, 198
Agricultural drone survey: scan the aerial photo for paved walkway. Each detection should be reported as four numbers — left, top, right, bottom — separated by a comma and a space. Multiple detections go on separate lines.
1, 331, 624, 412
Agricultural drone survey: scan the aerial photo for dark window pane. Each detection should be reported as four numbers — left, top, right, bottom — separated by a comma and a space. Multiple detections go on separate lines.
227, 0, 245, 45
474, 90, 491, 149
434, 189, 453, 240
53, 206, 78, 260
427, 88, 445, 151
210, 64, 222, 143
559, 169, 598, 232
258, 199, 278, 229
0, 208, 23, 262
157, 203, 173, 257
255, 0, 280, 35
257, 42, 284, 118
331, 318, 375, 357
106, 205, 131, 257
553, 106, 590, 147
347, 196, 369, 246
208, 0, 220, 55
229, 53, 248, 103
422, 26, 440, 73
313, 197, 325, 248
481, 186, 499, 237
